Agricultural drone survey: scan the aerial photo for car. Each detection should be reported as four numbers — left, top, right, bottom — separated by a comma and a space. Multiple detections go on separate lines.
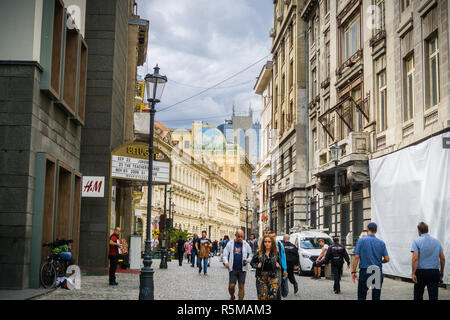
288, 231, 333, 276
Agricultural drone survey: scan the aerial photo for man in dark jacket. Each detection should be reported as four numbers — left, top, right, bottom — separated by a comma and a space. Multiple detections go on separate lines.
321, 237, 350, 294
282, 234, 300, 294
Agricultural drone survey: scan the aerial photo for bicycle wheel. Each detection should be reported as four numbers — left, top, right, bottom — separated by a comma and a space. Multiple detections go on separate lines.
40, 261, 56, 288
54, 260, 66, 277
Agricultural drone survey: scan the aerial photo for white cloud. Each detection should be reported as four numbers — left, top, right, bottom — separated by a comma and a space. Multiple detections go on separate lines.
136, 0, 272, 128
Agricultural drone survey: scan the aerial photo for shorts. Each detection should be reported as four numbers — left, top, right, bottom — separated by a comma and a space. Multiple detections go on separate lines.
229, 270, 246, 285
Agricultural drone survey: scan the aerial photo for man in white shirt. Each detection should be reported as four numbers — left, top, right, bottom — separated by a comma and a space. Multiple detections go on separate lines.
312, 239, 328, 280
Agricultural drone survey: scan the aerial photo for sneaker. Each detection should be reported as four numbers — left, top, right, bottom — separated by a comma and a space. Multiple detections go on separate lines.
229, 296, 235, 300
109, 282, 118, 286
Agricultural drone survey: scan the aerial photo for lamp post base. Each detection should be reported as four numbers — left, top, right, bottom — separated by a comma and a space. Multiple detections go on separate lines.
139, 266, 155, 300
159, 249, 168, 269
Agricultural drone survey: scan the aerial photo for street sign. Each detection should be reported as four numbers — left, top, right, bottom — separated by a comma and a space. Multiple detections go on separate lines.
82, 176, 105, 197
443, 137, 450, 149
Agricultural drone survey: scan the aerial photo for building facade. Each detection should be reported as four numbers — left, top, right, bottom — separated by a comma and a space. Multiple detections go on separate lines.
301, 0, 449, 247
0, 0, 88, 289
254, 61, 274, 237
270, 0, 308, 235
133, 118, 242, 244
78, 0, 148, 274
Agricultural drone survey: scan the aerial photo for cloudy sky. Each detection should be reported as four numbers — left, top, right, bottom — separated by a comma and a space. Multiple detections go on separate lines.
136, 0, 273, 129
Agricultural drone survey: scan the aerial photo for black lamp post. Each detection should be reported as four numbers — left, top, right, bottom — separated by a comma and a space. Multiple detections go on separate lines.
330, 142, 342, 238
160, 185, 168, 269
139, 65, 167, 300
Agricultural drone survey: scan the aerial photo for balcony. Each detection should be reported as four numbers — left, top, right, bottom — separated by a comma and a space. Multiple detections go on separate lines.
313, 131, 371, 190
336, 49, 363, 81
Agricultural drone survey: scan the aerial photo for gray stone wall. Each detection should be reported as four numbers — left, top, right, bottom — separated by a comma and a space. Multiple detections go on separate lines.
79, 0, 129, 272
0, 62, 82, 288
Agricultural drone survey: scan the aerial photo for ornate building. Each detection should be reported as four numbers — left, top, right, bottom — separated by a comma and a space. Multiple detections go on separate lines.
301, 0, 449, 247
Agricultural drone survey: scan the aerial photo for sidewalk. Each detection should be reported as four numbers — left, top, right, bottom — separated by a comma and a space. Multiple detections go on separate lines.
0, 288, 55, 300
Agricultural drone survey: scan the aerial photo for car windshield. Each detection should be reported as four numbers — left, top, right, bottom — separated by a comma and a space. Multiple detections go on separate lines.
300, 237, 332, 249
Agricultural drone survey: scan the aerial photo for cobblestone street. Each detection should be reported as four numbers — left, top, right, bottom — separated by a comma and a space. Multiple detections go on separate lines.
35, 255, 450, 300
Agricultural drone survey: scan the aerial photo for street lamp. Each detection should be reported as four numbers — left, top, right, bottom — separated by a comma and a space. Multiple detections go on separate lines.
160, 185, 168, 269
139, 65, 167, 300
329, 142, 342, 238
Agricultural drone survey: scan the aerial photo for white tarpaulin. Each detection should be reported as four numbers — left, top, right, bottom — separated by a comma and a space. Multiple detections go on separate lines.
369, 132, 450, 284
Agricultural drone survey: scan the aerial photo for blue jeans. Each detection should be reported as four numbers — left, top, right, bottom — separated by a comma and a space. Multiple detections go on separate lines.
191, 252, 199, 267
358, 268, 384, 300
199, 258, 208, 274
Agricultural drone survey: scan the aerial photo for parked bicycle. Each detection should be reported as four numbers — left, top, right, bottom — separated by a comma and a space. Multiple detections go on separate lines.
40, 239, 74, 289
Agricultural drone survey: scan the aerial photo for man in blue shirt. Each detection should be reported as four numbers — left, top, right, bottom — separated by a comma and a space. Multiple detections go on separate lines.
411, 222, 446, 300
352, 222, 390, 300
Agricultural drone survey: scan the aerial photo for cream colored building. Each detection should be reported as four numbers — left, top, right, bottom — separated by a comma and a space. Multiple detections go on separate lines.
301, 0, 449, 246
254, 61, 274, 236
172, 122, 255, 237
270, 0, 308, 235
134, 118, 243, 245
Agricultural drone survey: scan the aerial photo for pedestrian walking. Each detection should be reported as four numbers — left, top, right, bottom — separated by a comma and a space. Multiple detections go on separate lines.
212, 240, 218, 257
248, 233, 259, 257
223, 229, 253, 300
251, 235, 281, 300
191, 233, 200, 268
281, 234, 300, 294
268, 231, 287, 300
196, 231, 212, 275
320, 237, 350, 294
411, 222, 446, 300
221, 235, 230, 263
185, 238, 192, 264
352, 222, 390, 300
312, 239, 328, 280
108, 227, 121, 286
176, 236, 186, 266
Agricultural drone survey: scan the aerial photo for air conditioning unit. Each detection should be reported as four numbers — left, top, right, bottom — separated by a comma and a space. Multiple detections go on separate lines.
269, 28, 276, 38
277, 10, 283, 22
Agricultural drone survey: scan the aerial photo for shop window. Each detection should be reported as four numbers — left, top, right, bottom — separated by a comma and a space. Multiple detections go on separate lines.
76, 37, 88, 125
40, 156, 57, 265
40, 0, 65, 100
71, 172, 82, 262
55, 162, 73, 240
61, 26, 80, 116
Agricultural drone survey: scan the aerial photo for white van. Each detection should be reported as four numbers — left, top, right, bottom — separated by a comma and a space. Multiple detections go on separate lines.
288, 231, 333, 276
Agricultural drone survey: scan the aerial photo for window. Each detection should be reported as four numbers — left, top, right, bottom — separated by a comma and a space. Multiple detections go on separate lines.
230, 167, 235, 173
184, 140, 190, 149
311, 68, 317, 99
281, 41, 285, 65
426, 35, 439, 109
325, 40, 330, 79
312, 127, 317, 153
289, 60, 294, 88
324, 0, 330, 15
281, 74, 285, 103
289, 23, 294, 48
342, 15, 361, 61
310, 17, 315, 45
378, 71, 387, 131
401, 0, 411, 12
404, 55, 414, 121
374, 0, 385, 33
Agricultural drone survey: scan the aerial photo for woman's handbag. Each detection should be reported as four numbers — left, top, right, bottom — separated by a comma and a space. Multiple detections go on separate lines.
281, 274, 289, 297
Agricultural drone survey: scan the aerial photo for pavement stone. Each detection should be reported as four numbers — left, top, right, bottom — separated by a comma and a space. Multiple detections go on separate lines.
34, 256, 450, 300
